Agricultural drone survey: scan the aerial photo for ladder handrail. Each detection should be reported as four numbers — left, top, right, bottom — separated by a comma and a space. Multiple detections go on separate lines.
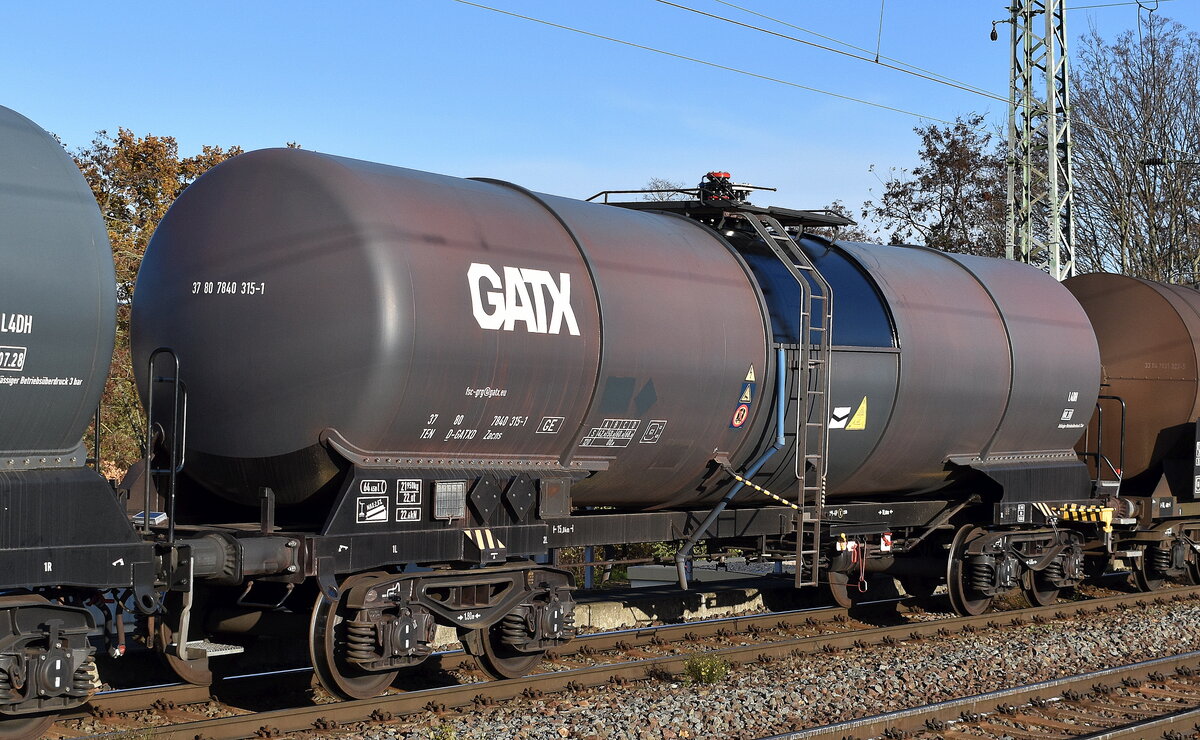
144, 347, 187, 544
741, 216, 832, 588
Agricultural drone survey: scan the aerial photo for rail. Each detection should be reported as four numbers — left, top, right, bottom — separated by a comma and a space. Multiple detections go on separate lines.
64, 586, 1200, 739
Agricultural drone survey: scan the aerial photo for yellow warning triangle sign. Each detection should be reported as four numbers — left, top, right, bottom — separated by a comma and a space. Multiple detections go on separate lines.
740, 386, 753, 402
846, 397, 868, 430
745, 365, 755, 382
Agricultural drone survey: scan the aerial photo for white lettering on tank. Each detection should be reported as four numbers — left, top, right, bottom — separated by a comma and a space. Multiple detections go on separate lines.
468, 264, 505, 330
468, 263, 580, 336
502, 266, 537, 332
0, 314, 32, 334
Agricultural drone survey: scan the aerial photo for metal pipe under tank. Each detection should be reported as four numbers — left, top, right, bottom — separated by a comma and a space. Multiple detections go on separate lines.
675, 346, 789, 589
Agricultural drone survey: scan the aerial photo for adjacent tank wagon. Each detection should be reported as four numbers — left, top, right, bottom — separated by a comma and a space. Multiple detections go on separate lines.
0, 105, 155, 739
0, 105, 115, 459
1066, 272, 1200, 491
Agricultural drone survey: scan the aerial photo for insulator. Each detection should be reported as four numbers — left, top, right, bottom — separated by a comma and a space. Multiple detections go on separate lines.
968, 560, 994, 591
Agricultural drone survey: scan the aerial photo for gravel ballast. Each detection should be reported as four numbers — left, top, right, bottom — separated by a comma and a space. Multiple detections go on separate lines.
346, 598, 1200, 740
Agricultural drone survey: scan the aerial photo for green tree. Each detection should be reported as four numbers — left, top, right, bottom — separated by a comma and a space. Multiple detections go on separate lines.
72, 130, 245, 475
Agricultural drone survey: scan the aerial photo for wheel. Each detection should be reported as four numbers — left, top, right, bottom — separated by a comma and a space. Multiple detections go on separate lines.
309, 572, 398, 700
155, 592, 212, 686
822, 571, 854, 609
1021, 569, 1060, 607
0, 595, 71, 737
0, 713, 53, 740
460, 623, 546, 680
1132, 546, 1168, 592
946, 525, 994, 616
1187, 556, 1200, 586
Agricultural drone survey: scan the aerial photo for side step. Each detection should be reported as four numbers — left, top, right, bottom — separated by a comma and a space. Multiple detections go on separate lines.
185, 639, 245, 658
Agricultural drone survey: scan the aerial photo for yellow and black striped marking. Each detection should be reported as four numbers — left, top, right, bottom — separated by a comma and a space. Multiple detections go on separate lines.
464, 528, 505, 550
1034, 502, 1114, 532
726, 471, 802, 512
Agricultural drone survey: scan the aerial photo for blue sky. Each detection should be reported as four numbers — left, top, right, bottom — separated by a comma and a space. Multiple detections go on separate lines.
4, 1, 1196, 218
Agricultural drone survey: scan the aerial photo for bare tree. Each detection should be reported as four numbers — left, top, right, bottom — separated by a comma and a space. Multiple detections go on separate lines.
806, 200, 876, 243
862, 114, 1006, 256
641, 177, 690, 201
1072, 15, 1200, 281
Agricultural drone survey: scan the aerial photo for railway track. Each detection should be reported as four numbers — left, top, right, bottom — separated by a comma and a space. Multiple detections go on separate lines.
776, 650, 1200, 739
55, 585, 1200, 739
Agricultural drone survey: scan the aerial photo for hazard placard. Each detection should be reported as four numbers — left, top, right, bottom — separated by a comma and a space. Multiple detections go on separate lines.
846, 397, 867, 430
730, 403, 751, 429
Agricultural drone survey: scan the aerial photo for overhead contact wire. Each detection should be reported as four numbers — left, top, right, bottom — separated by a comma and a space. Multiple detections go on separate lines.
1068, 0, 1176, 8
875, 0, 886, 62
709, 0, 1000, 97
449, 0, 1199, 161
652, 0, 1009, 103
447, 0, 949, 122
670, 0, 1200, 162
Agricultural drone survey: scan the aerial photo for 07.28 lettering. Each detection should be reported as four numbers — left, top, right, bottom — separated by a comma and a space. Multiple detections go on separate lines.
0, 346, 27, 372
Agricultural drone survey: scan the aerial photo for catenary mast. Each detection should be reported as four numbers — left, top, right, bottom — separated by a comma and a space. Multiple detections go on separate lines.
1005, 0, 1076, 280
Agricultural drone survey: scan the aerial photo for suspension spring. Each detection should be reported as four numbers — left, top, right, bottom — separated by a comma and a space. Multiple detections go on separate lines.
1043, 559, 1064, 581
499, 612, 530, 647
1150, 546, 1174, 573
968, 560, 994, 591
72, 658, 99, 696
0, 667, 14, 701
344, 619, 377, 663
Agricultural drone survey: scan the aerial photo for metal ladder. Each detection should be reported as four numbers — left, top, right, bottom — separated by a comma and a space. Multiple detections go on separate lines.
743, 214, 832, 588
143, 347, 187, 545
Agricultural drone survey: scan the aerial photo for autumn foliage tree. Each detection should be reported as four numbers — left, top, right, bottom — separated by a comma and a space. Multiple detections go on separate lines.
71, 130, 245, 476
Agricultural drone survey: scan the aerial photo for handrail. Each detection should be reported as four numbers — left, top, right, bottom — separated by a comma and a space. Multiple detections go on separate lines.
144, 347, 187, 544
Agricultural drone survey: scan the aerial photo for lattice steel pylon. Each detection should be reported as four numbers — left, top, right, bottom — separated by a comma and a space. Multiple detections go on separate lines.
1005, 0, 1076, 281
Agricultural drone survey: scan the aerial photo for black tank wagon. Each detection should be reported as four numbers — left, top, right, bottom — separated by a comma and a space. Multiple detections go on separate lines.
7, 101, 1200, 736
128, 153, 1115, 693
